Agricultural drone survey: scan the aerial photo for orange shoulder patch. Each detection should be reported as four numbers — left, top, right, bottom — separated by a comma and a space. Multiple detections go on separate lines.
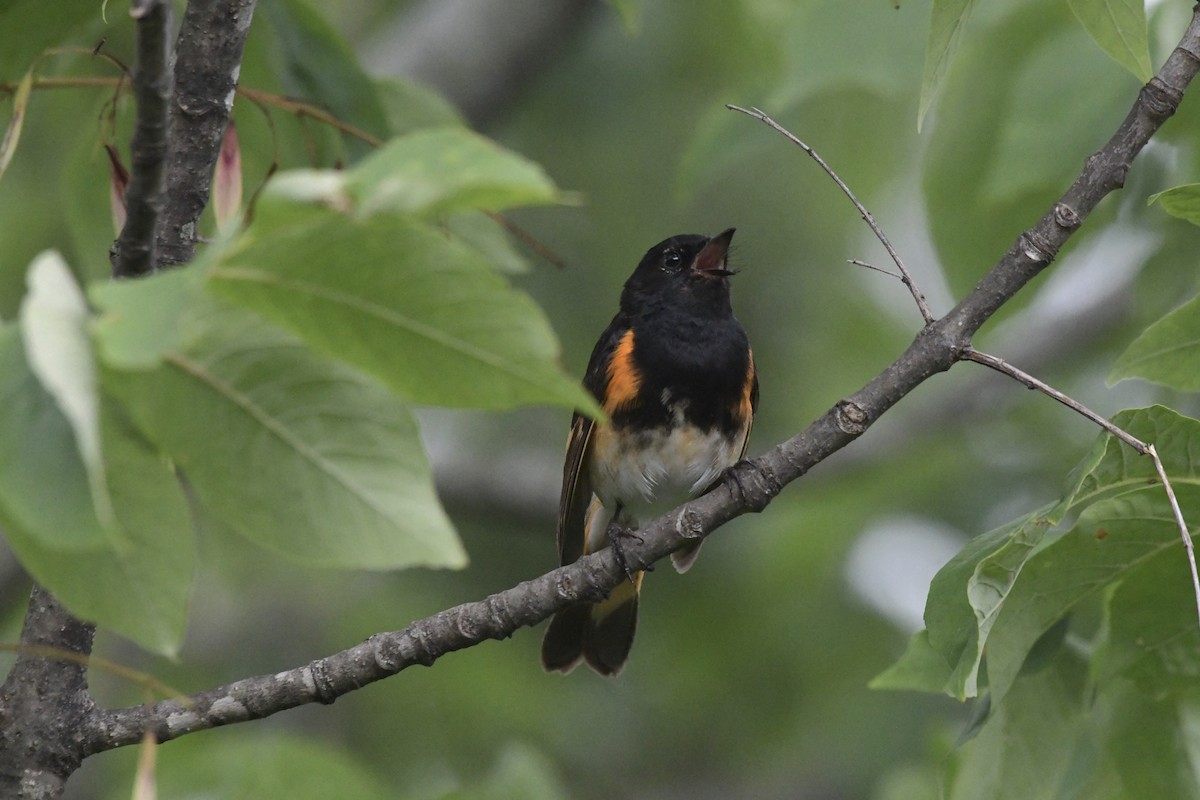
604, 329, 641, 414
738, 349, 757, 421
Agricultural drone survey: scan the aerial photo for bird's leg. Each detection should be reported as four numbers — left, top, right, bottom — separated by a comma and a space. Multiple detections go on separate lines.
607, 504, 652, 581
720, 462, 748, 501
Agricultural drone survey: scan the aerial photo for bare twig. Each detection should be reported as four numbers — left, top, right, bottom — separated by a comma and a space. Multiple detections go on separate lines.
848, 258, 903, 280
109, 0, 172, 278
962, 348, 1148, 453
0, 643, 186, 703
237, 86, 383, 147
726, 103, 936, 324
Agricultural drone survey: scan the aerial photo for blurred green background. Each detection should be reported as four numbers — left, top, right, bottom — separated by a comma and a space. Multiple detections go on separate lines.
3, 0, 1200, 797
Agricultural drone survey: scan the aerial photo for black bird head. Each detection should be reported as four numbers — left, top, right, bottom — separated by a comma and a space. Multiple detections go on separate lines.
620, 228, 737, 317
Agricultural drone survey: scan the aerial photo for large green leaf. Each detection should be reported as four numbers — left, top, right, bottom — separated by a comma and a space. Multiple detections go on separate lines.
919, 0, 978, 130
902, 507, 1058, 700
0, 323, 108, 551
869, 629, 956, 694
884, 406, 1200, 701
1093, 545, 1200, 695
90, 263, 202, 370
1110, 293, 1200, 391
922, 2, 1131, 297
944, 651, 1088, 800
257, 127, 563, 222
104, 294, 464, 570
207, 211, 598, 415
346, 127, 563, 218
374, 76, 464, 138
255, 0, 388, 162
2, 363, 194, 655
19, 252, 116, 533
983, 488, 1189, 707
1067, 0, 1152, 82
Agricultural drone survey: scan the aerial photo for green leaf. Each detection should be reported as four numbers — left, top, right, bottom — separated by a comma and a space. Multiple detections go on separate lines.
375, 76, 464, 138
869, 629, 956, 694
3, 383, 194, 655
90, 263, 203, 370
919, 0, 978, 130
344, 127, 563, 218
905, 406, 1200, 701
1093, 545, 1200, 695
107, 295, 464, 570
921, 4, 1127, 298
18, 252, 116, 534
443, 211, 532, 274
983, 489, 1188, 707
208, 212, 598, 415
256, 0, 388, 161
0, 323, 108, 551
1067, 0, 1152, 82
1110, 293, 1200, 390
141, 733, 393, 800
1101, 688, 1200, 799
945, 650, 1090, 800
1149, 183, 1200, 226
923, 507, 1058, 700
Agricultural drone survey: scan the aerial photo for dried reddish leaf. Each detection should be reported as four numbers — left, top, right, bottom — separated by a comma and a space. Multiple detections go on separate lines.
213, 119, 242, 233
106, 144, 130, 235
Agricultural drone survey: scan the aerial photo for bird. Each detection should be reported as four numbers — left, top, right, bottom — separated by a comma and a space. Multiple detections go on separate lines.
541, 228, 758, 676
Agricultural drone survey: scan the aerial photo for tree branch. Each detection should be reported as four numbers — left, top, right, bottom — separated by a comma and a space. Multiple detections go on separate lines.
109, 0, 172, 278
155, 0, 257, 268
78, 3, 1200, 754
0, 587, 97, 797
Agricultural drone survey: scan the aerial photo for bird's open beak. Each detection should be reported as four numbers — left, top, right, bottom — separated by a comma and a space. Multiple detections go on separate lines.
692, 228, 736, 277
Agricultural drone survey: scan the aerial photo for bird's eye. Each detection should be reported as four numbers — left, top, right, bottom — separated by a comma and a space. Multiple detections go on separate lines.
662, 251, 682, 270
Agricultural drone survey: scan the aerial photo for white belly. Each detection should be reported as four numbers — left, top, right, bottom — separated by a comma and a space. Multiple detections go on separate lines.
586, 422, 741, 553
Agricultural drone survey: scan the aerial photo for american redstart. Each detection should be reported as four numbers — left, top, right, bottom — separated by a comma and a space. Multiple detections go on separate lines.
541, 228, 758, 676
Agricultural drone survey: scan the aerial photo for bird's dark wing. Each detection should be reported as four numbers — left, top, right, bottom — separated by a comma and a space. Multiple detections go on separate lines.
556, 315, 630, 566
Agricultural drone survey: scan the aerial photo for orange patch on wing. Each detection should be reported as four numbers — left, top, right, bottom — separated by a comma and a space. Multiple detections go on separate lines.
604, 329, 641, 413
737, 350, 757, 423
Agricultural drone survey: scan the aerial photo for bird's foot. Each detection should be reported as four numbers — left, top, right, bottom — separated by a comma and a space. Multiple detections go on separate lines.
607, 521, 652, 581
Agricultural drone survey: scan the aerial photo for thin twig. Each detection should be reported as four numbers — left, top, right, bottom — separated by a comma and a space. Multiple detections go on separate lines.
848, 258, 902, 280
488, 213, 568, 269
0, 643, 187, 702
237, 86, 383, 148
963, 348, 1148, 453
726, 104, 935, 324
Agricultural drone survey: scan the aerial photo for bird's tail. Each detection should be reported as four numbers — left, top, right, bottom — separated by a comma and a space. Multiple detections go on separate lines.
541, 573, 642, 676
